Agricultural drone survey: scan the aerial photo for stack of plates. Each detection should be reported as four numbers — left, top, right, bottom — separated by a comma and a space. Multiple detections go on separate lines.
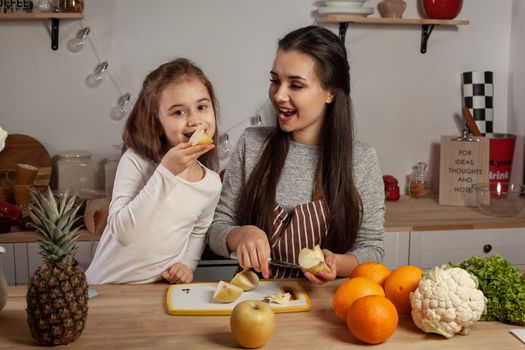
318, 0, 374, 16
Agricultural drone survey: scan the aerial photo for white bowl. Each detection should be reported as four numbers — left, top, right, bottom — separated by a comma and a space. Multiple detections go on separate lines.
323, 0, 367, 8
473, 182, 525, 217
318, 6, 373, 16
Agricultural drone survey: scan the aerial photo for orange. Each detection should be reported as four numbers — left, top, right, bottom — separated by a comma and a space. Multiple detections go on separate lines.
346, 295, 399, 344
350, 262, 391, 287
332, 277, 385, 320
384, 265, 424, 314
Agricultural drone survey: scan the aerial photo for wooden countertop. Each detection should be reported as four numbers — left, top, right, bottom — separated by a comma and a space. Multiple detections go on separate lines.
0, 279, 522, 349
0, 229, 99, 243
1, 196, 524, 243
384, 196, 525, 232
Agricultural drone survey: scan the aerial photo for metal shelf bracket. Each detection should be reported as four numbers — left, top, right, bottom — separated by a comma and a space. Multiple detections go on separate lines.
51, 18, 59, 50
420, 24, 435, 54
338, 22, 349, 44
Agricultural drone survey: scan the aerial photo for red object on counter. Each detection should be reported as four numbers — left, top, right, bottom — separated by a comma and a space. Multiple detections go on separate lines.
0, 200, 23, 223
383, 175, 400, 201
422, 0, 463, 20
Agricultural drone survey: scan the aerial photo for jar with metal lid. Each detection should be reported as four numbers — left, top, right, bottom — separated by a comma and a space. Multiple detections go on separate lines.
55, 0, 84, 12
56, 150, 95, 193
409, 162, 432, 198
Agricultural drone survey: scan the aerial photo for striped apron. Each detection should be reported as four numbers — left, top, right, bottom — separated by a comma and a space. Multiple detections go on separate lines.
268, 184, 330, 279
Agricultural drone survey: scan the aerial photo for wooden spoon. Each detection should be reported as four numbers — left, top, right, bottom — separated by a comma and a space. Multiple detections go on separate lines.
462, 107, 482, 136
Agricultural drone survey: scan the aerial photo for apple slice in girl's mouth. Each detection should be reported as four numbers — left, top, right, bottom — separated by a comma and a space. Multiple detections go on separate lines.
189, 128, 214, 146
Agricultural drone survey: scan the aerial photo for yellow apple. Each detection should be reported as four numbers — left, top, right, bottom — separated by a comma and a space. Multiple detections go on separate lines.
189, 128, 214, 146
230, 270, 259, 291
230, 300, 275, 349
298, 244, 331, 275
212, 281, 243, 303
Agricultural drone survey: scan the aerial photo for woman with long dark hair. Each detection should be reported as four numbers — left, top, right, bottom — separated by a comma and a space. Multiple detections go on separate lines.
208, 26, 384, 284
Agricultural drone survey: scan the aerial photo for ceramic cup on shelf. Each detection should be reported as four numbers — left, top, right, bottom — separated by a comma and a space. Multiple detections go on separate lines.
378, 0, 407, 18
421, 0, 463, 20
5, 163, 38, 186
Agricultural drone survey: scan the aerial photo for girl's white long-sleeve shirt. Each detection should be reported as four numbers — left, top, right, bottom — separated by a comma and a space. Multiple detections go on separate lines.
86, 149, 221, 284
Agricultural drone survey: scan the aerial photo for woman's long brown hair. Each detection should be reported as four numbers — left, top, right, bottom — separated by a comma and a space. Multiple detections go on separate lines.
122, 58, 218, 170
238, 26, 362, 254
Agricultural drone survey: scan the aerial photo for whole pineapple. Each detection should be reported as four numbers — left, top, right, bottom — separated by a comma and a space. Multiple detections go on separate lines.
26, 188, 88, 346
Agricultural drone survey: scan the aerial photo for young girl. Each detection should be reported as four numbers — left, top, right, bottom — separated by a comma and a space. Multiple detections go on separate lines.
86, 58, 222, 284
208, 26, 385, 284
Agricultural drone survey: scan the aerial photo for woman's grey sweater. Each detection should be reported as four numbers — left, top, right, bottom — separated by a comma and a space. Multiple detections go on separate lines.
208, 127, 385, 264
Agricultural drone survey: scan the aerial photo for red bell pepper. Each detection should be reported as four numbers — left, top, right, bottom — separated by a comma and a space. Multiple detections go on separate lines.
0, 200, 23, 223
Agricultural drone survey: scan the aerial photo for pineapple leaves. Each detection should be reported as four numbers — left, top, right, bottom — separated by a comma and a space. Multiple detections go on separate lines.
29, 187, 84, 265
59, 189, 78, 217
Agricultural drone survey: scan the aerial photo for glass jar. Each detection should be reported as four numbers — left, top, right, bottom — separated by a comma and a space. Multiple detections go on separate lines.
56, 150, 95, 193
409, 162, 432, 198
55, 0, 83, 12
103, 156, 120, 195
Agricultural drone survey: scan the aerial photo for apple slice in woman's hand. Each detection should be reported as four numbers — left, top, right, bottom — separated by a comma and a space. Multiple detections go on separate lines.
298, 245, 332, 275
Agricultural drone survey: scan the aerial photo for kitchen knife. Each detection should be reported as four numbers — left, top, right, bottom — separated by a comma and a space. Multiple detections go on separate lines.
229, 252, 302, 269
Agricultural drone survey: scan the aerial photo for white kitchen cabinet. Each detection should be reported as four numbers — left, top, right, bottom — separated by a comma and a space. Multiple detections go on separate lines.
14, 243, 29, 285
383, 232, 410, 269
13, 241, 98, 285
1, 243, 16, 285
409, 228, 525, 270
28, 241, 98, 276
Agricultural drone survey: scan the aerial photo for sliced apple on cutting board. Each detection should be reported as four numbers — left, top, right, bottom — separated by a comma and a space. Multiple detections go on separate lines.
230, 270, 259, 291
298, 244, 331, 275
189, 128, 213, 146
212, 281, 243, 303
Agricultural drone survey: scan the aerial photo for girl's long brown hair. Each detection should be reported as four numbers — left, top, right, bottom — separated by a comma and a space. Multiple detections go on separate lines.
122, 58, 218, 170
238, 26, 362, 254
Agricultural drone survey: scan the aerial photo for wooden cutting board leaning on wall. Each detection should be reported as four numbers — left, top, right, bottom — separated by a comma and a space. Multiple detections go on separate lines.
0, 134, 52, 203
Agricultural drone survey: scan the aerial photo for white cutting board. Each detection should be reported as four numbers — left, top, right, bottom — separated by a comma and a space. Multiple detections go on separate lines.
166, 280, 311, 316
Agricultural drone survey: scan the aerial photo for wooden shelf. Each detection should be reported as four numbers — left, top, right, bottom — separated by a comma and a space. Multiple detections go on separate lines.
0, 12, 83, 20
0, 12, 83, 50
318, 15, 469, 25
317, 15, 470, 54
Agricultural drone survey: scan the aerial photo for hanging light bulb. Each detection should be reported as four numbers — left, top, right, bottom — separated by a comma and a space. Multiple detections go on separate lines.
253, 115, 262, 126
68, 27, 90, 53
110, 93, 131, 121
86, 61, 108, 88
219, 133, 232, 158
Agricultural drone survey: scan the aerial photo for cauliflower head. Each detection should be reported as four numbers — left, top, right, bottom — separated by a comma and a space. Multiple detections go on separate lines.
410, 265, 486, 338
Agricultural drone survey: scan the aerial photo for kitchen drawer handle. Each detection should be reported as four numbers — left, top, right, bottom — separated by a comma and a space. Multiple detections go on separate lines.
483, 244, 492, 254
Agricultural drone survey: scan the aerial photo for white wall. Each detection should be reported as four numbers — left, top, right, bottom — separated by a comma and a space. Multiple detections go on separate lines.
508, 0, 525, 185
0, 0, 516, 190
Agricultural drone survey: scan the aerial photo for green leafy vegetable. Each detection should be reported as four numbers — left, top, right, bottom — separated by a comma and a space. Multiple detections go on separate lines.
452, 255, 525, 325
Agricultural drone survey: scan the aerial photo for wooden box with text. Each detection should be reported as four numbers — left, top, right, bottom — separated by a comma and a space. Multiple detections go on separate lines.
439, 135, 489, 206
